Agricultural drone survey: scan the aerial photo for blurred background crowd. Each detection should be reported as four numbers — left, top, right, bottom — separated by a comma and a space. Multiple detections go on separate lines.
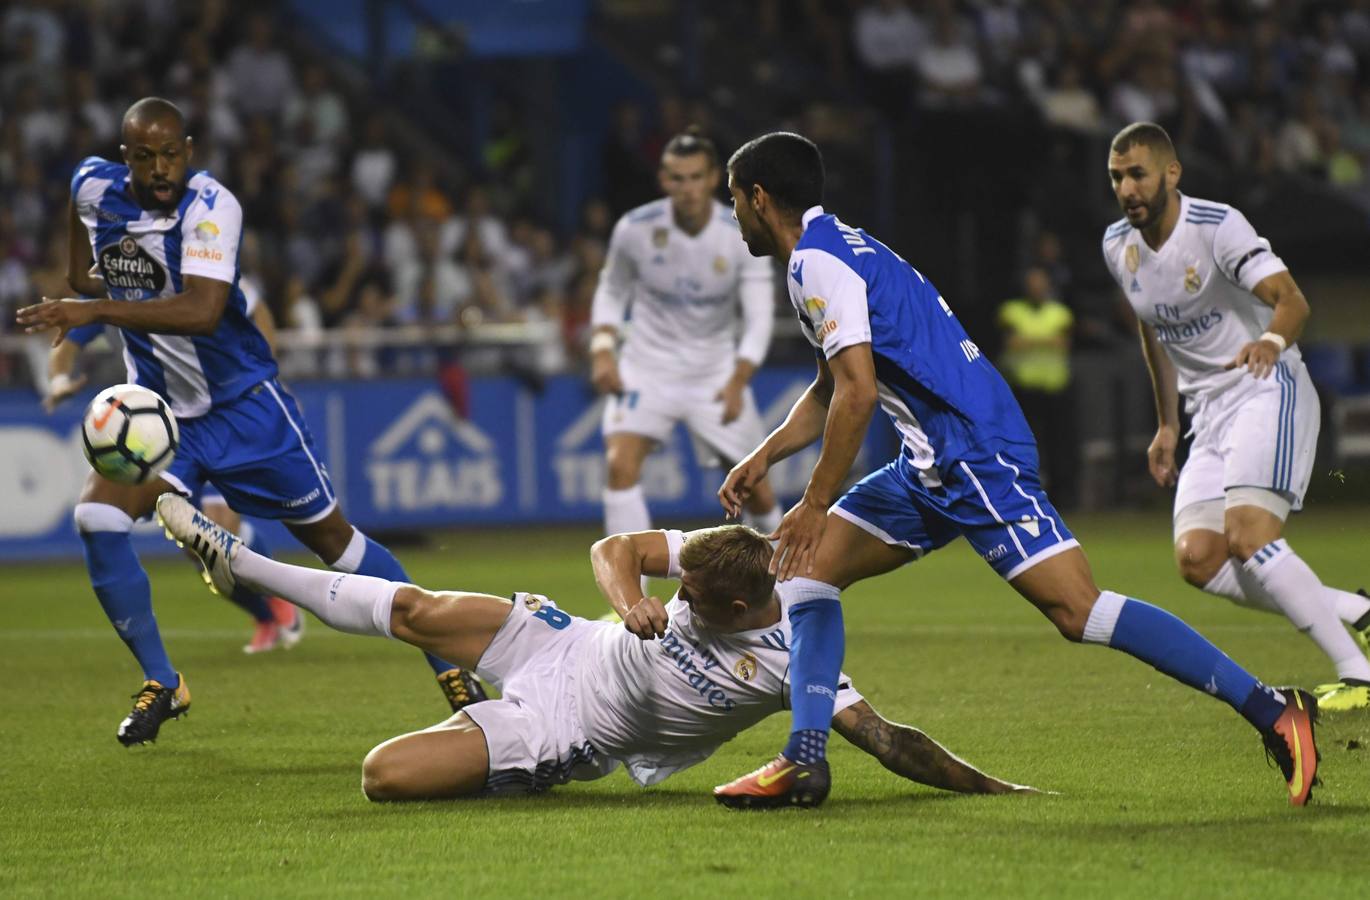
2, 0, 1369, 506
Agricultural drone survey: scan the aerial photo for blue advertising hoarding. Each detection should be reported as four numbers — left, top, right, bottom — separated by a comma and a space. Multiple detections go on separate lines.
0, 369, 898, 561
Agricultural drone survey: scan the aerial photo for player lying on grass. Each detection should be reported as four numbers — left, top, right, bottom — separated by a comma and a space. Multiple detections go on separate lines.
157, 493, 1039, 801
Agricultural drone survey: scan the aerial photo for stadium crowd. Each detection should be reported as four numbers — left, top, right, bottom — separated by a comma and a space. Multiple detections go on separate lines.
2, 0, 1368, 386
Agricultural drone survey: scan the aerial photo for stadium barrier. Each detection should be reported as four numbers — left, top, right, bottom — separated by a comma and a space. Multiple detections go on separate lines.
0, 368, 898, 561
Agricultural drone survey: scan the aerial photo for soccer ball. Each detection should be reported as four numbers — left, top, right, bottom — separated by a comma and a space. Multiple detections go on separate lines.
81, 384, 179, 485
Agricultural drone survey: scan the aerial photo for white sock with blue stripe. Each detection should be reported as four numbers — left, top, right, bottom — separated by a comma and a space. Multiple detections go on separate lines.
1239, 539, 1370, 682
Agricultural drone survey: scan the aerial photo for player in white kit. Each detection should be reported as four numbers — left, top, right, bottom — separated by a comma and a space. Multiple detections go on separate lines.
157, 493, 1038, 800
590, 129, 782, 540
1103, 122, 1370, 711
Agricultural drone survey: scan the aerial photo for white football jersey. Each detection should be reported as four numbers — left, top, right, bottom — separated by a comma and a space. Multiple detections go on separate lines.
576, 530, 862, 786
591, 199, 775, 380
1102, 194, 1295, 404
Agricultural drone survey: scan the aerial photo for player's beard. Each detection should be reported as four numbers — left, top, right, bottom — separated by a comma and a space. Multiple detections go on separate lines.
133, 178, 184, 212
1127, 183, 1168, 230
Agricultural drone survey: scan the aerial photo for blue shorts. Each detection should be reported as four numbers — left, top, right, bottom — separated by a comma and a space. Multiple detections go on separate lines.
833, 447, 1077, 580
161, 380, 337, 523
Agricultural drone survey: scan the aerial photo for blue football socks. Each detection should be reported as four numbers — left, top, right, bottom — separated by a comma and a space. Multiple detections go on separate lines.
782, 584, 845, 763
1087, 591, 1285, 731
81, 529, 178, 687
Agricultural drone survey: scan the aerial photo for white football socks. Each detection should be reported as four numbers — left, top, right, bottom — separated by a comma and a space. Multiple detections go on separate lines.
232, 545, 397, 638
1238, 540, 1370, 682
604, 484, 652, 593
1203, 560, 1280, 612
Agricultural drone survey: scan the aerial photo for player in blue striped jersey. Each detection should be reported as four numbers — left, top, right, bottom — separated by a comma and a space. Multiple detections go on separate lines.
17, 98, 481, 745
710, 132, 1319, 809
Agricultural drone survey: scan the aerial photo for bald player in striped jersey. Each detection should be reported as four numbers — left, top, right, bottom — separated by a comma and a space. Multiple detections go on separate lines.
1103, 122, 1370, 711
17, 97, 481, 746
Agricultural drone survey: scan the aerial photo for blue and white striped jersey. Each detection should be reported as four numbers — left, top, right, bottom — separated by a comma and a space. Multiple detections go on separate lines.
71, 156, 276, 418
786, 206, 1035, 483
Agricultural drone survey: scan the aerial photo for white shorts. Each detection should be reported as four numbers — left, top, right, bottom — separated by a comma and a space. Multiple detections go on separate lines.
464, 594, 619, 794
602, 359, 767, 467
1174, 361, 1320, 519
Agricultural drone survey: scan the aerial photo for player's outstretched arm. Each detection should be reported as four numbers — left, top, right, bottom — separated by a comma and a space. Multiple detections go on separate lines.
832, 700, 1042, 795
719, 357, 833, 518
18, 275, 231, 344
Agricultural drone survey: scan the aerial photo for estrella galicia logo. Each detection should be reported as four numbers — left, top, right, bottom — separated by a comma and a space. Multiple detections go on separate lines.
99, 237, 166, 293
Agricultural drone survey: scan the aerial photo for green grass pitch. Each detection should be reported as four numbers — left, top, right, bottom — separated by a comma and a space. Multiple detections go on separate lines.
3, 511, 1368, 898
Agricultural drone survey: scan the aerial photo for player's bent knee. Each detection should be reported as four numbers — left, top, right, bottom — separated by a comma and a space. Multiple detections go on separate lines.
1046, 605, 1089, 643
1223, 529, 1265, 563
1174, 543, 1225, 589
361, 744, 409, 802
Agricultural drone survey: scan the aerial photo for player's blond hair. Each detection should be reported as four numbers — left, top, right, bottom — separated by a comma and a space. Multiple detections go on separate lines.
678, 524, 775, 609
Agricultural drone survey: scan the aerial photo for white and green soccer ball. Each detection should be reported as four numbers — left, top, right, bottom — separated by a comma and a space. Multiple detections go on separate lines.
81, 384, 179, 485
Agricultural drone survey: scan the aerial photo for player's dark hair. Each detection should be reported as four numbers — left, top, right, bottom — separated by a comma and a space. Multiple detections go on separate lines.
727, 132, 824, 214
1111, 121, 1175, 161
122, 97, 186, 138
661, 125, 719, 168
679, 525, 776, 609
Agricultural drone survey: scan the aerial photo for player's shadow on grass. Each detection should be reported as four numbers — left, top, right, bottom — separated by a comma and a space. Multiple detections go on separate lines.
345, 787, 975, 814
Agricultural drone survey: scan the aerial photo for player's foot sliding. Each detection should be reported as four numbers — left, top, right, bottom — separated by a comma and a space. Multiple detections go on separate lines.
713, 755, 830, 810
436, 668, 488, 713
1260, 688, 1320, 806
116, 674, 191, 746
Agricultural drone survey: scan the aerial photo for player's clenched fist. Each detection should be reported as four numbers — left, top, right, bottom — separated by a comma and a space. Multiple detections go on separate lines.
1147, 424, 1178, 488
623, 595, 669, 640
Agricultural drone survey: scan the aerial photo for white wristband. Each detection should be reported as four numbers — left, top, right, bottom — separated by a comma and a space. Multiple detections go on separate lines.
589, 331, 617, 355
1258, 331, 1287, 353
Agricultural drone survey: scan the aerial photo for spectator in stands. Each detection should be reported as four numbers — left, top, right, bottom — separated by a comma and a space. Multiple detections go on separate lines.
851, 0, 924, 119
997, 266, 1076, 507
916, 8, 984, 106
602, 100, 657, 216
286, 63, 350, 149
394, 227, 471, 327
351, 114, 397, 212
227, 12, 297, 120
1036, 61, 1103, 134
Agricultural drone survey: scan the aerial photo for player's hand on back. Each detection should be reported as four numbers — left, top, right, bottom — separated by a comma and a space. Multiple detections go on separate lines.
771, 496, 828, 581
719, 452, 769, 518
17, 297, 97, 347
590, 350, 624, 395
623, 595, 669, 640
1147, 424, 1179, 488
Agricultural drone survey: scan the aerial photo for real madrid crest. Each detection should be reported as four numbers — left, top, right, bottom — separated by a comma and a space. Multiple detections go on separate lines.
522, 594, 544, 612
1125, 244, 1139, 274
1184, 265, 1201, 294
652, 227, 669, 248
713, 255, 728, 274
734, 652, 758, 682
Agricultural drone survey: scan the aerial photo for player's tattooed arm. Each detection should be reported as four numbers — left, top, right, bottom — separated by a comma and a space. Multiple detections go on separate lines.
832, 700, 1041, 795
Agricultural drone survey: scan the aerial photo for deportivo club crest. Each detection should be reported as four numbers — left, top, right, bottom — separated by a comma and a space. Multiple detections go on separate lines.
1125, 245, 1139, 274
119, 236, 138, 256
1184, 265, 1202, 294
713, 255, 728, 274
734, 652, 758, 681
652, 227, 669, 248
